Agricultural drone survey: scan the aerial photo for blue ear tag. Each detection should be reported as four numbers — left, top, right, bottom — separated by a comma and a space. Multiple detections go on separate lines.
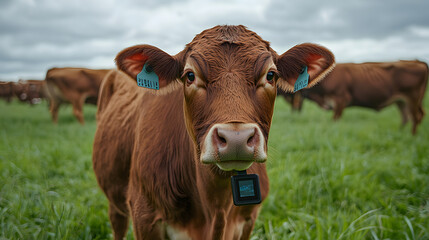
294, 66, 309, 92
137, 63, 159, 90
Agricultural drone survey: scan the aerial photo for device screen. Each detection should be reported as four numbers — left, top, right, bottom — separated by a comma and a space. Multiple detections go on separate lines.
239, 180, 255, 197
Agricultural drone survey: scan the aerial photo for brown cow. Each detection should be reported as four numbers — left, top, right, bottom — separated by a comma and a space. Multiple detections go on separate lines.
0, 81, 14, 103
44, 67, 110, 124
292, 61, 428, 134
13, 79, 47, 105
92, 25, 335, 239
277, 88, 304, 112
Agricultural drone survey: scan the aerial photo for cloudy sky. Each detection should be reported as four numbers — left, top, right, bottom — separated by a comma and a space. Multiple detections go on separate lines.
1, 0, 429, 81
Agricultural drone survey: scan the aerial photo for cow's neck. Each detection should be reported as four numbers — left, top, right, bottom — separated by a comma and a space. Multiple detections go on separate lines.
194, 163, 234, 227
191, 163, 235, 238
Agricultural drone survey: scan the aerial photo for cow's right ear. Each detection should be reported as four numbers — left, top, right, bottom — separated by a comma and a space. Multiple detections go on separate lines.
115, 45, 184, 93
276, 43, 335, 92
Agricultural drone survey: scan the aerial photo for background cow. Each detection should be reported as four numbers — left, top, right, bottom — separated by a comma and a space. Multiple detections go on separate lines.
13, 79, 47, 105
93, 25, 335, 239
283, 61, 428, 134
0, 81, 14, 103
277, 88, 304, 112
44, 67, 110, 124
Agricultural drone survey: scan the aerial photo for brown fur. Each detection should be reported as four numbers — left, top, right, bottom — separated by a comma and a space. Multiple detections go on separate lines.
93, 25, 335, 239
0, 81, 14, 103
288, 61, 429, 134
12, 80, 47, 105
44, 67, 111, 124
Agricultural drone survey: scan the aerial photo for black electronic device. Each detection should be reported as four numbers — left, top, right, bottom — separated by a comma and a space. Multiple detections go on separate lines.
231, 170, 261, 206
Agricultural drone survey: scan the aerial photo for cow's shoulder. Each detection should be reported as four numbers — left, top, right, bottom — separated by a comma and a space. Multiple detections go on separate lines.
97, 69, 139, 118
94, 70, 142, 169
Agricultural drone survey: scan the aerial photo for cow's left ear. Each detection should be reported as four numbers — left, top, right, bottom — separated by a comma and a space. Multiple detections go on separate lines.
276, 43, 335, 92
115, 44, 184, 94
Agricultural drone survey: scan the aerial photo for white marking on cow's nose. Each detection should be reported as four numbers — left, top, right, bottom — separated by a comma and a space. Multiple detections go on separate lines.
201, 123, 267, 171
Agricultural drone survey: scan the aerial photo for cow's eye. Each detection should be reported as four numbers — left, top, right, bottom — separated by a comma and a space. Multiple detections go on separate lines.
266, 71, 275, 82
187, 72, 195, 83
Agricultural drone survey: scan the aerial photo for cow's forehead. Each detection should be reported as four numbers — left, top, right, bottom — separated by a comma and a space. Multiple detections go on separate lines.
183, 26, 275, 78
185, 25, 272, 58
197, 28, 267, 43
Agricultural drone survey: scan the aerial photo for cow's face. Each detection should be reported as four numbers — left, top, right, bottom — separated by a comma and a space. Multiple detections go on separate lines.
116, 25, 335, 171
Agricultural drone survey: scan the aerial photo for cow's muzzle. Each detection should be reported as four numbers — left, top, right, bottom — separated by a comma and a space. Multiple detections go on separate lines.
200, 123, 267, 171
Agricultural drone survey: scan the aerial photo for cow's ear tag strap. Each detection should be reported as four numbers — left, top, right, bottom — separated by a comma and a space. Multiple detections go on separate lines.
293, 65, 309, 92
137, 63, 159, 90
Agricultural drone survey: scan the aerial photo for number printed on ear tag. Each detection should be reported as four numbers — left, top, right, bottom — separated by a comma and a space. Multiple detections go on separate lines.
137, 63, 159, 90
294, 66, 309, 92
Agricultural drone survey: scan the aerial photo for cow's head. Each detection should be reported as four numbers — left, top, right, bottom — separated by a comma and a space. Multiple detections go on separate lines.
13, 81, 28, 101
116, 25, 334, 171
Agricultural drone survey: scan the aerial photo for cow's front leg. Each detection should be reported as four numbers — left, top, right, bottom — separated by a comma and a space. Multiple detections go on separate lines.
128, 194, 164, 240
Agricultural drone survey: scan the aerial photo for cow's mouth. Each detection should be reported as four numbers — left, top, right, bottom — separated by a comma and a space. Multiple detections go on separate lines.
215, 160, 254, 171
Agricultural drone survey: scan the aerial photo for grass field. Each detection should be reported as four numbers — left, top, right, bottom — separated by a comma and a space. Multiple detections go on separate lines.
0, 91, 428, 239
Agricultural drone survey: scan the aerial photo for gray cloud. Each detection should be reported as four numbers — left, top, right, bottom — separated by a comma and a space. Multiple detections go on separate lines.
1, 0, 429, 81
261, 0, 429, 43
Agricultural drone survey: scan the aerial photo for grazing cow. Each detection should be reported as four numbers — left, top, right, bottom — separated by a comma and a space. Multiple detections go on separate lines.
13, 80, 47, 105
0, 81, 14, 103
277, 88, 304, 112
93, 25, 335, 239
44, 67, 110, 124
292, 61, 428, 134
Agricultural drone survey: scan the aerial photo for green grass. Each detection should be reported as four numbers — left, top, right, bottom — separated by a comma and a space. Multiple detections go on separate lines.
0, 103, 117, 239
256, 97, 429, 239
0, 92, 428, 239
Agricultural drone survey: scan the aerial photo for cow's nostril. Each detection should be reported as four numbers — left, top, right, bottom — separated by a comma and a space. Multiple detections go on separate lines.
246, 128, 257, 147
247, 135, 254, 146
214, 128, 227, 148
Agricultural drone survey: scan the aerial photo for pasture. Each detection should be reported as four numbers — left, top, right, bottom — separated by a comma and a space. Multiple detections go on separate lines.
0, 90, 428, 239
